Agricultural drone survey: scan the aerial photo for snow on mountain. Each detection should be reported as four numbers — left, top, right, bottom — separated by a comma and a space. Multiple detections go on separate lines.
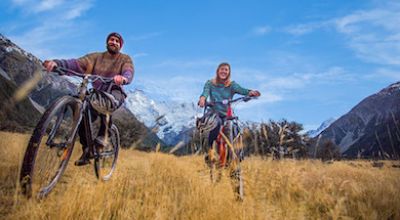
0, 34, 41, 64
306, 118, 336, 138
124, 88, 198, 145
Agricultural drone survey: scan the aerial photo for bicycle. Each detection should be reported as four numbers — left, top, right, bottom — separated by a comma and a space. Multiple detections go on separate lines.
197, 96, 255, 201
19, 67, 120, 199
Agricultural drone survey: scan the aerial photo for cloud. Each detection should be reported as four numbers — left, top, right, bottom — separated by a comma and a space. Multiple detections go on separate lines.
154, 59, 217, 69
34, 0, 65, 13
284, 2, 400, 66
251, 26, 271, 36
7, 0, 94, 58
334, 4, 400, 66
257, 66, 354, 103
11, 0, 91, 17
284, 22, 330, 36
366, 68, 400, 80
129, 32, 163, 41
133, 52, 149, 58
64, 1, 93, 20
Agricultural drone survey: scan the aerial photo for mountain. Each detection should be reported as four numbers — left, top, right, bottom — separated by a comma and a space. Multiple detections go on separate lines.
125, 89, 198, 145
307, 118, 336, 138
318, 82, 400, 158
0, 34, 162, 149
0, 34, 43, 132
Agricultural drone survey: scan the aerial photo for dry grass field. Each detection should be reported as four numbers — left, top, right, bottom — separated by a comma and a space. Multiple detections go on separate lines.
1, 131, 400, 220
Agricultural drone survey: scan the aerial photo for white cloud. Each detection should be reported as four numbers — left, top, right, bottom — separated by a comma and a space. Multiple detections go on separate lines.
282, 2, 400, 67
251, 26, 271, 36
34, 0, 65, 13
155, 59, 217, 69
129, 32, 163, 41
7, 0, 94, 59
255, 66, 355, 105
284, 22, 328, 36
133, 52, 149, 58
366, 68, 400, 81
333, 4, 400, 66
286, 3, 400, 66
64, 1, 93, 20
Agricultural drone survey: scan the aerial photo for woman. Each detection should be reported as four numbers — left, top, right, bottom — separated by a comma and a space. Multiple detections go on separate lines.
197, 62, 260, 160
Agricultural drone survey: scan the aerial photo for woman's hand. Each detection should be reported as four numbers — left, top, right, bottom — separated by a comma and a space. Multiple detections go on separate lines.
198, 96, 206, 107
249, 90, 261, 97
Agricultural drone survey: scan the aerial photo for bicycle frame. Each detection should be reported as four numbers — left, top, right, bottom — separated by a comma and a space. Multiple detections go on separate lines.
200, 97, 252, 200
216, 105, 237, 167
20, 67, 119, 198
204, 97, 250, 168
55, 67, 114, 160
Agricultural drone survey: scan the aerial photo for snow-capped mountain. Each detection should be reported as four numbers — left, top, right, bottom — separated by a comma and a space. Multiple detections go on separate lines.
306, 118, 336, 138
125, 89, 198, 145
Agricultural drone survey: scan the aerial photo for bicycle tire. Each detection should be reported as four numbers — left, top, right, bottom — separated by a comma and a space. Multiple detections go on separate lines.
208, 142, 220, 183
20, 96, 81, 198
94, 124, 120, 181
226, 120, 244, 201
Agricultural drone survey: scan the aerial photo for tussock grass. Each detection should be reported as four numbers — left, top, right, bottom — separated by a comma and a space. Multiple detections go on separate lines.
1, 131, 399, 219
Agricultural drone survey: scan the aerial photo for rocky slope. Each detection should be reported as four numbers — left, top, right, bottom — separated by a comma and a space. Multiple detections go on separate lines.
318, 82, 400, 158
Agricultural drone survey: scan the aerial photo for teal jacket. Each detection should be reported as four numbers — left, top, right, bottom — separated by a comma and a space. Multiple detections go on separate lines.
200, 80, 250, 116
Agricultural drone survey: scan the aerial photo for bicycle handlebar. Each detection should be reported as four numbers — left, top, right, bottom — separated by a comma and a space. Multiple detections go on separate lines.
53, 66, 114, 84
205, 96, 256, 107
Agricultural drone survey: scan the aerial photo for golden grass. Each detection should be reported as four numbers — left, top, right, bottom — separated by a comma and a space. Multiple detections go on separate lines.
1, 131, 399, 220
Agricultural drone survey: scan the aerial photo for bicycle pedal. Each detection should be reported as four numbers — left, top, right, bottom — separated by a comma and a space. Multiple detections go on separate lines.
74, 158, 91, 166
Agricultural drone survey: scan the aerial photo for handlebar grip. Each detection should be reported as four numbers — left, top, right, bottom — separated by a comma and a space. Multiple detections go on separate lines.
52, 67, 65, 75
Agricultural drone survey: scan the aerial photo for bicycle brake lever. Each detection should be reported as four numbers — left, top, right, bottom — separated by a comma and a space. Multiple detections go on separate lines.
243, 97, 252, 102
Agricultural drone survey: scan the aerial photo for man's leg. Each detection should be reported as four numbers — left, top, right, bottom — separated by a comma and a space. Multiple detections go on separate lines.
74, 110, 99, 166
95, 88, 124, 146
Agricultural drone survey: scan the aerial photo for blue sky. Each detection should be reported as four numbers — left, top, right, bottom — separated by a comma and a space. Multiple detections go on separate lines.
1, 0, 400, 131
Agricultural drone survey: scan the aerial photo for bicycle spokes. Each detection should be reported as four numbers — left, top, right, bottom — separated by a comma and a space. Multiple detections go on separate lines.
94, 125, 119, 181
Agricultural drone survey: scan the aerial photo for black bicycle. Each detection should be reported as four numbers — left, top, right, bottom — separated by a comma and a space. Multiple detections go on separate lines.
19, 67, 120, 198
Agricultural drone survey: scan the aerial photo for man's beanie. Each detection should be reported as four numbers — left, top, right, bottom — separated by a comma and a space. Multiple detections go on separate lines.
106, 32, 124, 48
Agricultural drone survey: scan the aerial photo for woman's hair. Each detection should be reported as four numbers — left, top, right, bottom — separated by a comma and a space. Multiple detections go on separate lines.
212, 62, 231, 87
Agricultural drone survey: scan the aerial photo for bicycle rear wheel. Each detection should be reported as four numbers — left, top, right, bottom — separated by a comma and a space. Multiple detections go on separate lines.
20, 96, 81, 198
94, 124, 120, 181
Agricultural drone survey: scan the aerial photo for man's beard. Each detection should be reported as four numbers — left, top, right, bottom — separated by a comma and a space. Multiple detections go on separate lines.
107, 45, 119, 54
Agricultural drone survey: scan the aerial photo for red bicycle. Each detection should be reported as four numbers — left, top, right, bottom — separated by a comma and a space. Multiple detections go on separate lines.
197, 96, 255, 200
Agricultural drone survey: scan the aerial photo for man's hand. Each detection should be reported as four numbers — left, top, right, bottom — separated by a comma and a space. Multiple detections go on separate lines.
198, 96, 206, 107
114, 75, 128, 85
249, 90, 261, 97
43, 60, 58, 72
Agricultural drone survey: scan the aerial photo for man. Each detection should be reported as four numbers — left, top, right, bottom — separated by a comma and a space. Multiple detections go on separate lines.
43, 32, 134, 166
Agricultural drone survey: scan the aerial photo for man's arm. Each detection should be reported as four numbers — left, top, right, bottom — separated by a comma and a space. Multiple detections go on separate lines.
121, 55, 134, 85
43, 55, 88, 73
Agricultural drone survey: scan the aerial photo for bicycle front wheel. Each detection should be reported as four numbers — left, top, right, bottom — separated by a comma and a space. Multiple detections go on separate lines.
20, 96, 81, 198
94, 124, 120, 181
